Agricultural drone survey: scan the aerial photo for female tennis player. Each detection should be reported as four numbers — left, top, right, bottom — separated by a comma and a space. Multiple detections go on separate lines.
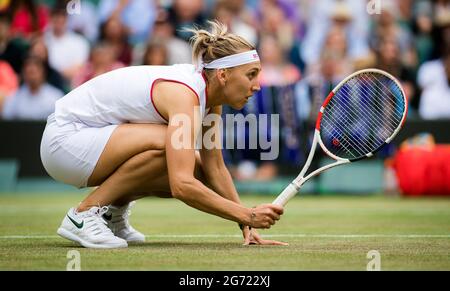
40, 21, 287, 249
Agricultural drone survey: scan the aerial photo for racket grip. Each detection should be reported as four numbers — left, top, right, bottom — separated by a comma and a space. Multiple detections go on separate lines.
272, 183, 299, 207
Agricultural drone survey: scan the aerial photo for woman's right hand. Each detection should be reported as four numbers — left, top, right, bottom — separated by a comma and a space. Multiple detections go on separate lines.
247, 204, 284, 229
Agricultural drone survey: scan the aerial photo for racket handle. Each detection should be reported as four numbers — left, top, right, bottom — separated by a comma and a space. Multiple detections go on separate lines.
272, 183, 299, 207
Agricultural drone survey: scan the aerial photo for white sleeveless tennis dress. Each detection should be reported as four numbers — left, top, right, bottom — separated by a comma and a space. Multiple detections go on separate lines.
40, 64, 208, 188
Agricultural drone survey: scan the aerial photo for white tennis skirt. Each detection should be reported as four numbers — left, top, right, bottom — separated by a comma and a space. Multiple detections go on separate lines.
40, 114, 118, 188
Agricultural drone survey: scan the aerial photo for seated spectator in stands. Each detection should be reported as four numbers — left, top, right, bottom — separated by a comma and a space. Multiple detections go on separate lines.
142, 39, 168, 66
418, 50, 450, 119
302, 0, 370, 67
257, 0, 296, 53
416, 7, 450, 120
258, 34, 301, 86
0, 60, 18, 113
98, 0, 157, 44
0, 12, 27, 74
99, 16, 132, 66
304, 26, 353, 89
2, 56, 63, 120
213, 0, 258, 46
374, 35, 417, 115
44, 5, 90, 83
296, 46, 349, 123
412, 0, 435, 66
7, 0, 49, 40
72, 42, 125, 88
28, 37, 68, 93
134, 8, 192, 65
370, 1, 416, 68
168, 0, 207, 42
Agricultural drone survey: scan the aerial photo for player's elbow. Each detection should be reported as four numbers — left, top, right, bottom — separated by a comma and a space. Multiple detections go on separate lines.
170, 176, 196, 200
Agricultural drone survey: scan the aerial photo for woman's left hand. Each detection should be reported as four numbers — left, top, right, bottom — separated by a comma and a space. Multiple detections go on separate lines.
242, 226, 289, 246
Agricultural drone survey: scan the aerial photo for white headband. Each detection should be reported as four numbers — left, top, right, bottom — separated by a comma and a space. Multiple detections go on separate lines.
197, 50, 260, 72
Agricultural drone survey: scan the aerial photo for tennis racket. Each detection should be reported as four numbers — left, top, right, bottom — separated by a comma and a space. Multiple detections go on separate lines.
273, 68, 408, 206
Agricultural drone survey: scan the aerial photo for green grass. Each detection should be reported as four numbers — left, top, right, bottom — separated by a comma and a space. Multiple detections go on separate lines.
0, 193, 449, 270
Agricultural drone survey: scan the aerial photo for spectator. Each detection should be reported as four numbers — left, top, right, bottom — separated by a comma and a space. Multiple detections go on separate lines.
132, 8, 192, 65
418, 50, 450, 119
72, 42, 125, 88
412, 0, 435, 65
254, 0, 305, 71
258, 34, 301, 86
0, 12, 27, 74
99, 16, 132, 66
7, 0, 49, 40
417, 5, 450, 119
2, 56, 63, 120
28, 36, 68, 93
212, 0, 258, 46
302, 0, 370, 67
257, 0, 296, 52
296, 46, 350, 123
374, 35, 417, 115
142, 39, 168, 66
397, 0, 415, 32
305, 25, 353, 86
370, 1, 416, 68
432, 1, 450, 58
98, 0, 157, 44
44, 5, 90, 83
168, 0, 207, 42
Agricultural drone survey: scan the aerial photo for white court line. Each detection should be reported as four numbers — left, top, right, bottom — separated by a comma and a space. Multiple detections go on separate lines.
0, 234, 449, 239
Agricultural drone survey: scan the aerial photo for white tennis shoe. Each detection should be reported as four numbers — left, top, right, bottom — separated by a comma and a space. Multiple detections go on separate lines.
103, 202, 145, 243
57, 206, 128, 249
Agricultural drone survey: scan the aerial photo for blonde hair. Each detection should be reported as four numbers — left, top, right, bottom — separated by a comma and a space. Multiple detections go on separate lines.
187, 20, 255, 70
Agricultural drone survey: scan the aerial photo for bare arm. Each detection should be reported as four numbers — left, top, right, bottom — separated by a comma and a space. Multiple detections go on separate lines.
200, 106, 241, 204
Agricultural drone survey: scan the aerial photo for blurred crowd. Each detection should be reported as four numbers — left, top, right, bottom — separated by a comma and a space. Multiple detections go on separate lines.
0, 0, 449, 180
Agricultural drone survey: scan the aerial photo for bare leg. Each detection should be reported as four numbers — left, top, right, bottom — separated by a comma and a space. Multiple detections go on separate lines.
112, 155, 206, 205
77, 123, 206, 211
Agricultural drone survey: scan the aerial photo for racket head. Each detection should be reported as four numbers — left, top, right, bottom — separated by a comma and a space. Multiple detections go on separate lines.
316, 68, 408, 162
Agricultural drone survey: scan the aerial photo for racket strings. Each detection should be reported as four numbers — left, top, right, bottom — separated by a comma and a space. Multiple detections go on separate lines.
335, 76, 402, 134
321, 117, 372, 158
325, 75, 404, 156
344, 80, 401, 129
322, 114, 369, 155
320, 124, 361, 158
323, 88, 401, 157
320, 72, 405, 160
323, 89, 394, 157
357, 74, 403, 125
327, 85, 395, 144
354, 74, 405, 126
